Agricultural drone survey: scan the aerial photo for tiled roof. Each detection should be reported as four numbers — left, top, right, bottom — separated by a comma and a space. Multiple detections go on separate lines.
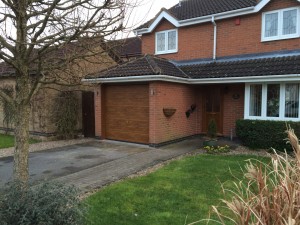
179, 55, 300, 79
110, 37, 142, 58
137, 0, 257, 29
86, 55, 188, 79
86, 53, 300, 81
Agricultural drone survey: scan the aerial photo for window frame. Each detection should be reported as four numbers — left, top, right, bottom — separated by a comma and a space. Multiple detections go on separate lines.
155, 29, 178, 55
245, 83, 300, 121
261, 7, 300, 42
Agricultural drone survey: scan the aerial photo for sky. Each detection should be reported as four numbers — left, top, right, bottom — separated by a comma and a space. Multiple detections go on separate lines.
121, 0, 177, 38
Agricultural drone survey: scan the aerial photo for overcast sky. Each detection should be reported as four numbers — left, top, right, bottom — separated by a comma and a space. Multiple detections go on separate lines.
120, 0, 177, 38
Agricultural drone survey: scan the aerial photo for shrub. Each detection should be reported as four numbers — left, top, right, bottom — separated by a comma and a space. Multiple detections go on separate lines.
53, 91, 78, 139
0, 181, 85, 225
204, 145, 230, 154
207, 119, 217, 139
0, 86, 15, 131
236, 119, 300, 151
207, 127, 300, 225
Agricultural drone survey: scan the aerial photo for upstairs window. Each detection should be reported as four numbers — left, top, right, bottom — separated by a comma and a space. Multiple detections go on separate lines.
262, 7, 300, 42
155, 29, 178, 55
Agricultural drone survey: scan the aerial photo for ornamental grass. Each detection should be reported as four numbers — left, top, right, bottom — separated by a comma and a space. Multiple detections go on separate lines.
208, 126, 300, 225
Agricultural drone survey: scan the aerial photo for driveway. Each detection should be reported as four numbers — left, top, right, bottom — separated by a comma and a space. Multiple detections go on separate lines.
0, 138, 200, 191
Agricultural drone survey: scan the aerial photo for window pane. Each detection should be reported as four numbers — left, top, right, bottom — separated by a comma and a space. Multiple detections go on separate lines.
285, 84, 299, 118
249, 85, 262, 116
156, 33, 165, 52
168, 30, 177, 50
267, 84, 280, 117
283, 9, 297, 35
265, 12, 278, 37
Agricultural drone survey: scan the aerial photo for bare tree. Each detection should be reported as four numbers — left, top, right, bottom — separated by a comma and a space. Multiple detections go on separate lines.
0, 0, 138, 184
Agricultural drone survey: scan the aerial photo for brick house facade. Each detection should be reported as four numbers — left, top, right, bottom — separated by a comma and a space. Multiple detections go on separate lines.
85, 0, 300, 146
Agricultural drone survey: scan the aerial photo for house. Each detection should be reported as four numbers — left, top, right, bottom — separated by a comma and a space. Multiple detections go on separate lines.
84, 0, 300, 146
0, 38, 123, 139
109, 37, 142, 61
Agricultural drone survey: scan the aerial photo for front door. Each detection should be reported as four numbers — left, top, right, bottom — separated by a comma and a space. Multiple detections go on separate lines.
203, 86, 223, 135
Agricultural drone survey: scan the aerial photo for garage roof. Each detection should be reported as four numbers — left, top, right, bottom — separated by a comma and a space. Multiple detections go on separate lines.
85, 51, 300, 82
86, 54, 189, 79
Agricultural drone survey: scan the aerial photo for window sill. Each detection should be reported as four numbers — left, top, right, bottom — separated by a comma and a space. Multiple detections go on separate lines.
245, 116, 300, 122
155, 50, 178, 55
261, 34, 300, 42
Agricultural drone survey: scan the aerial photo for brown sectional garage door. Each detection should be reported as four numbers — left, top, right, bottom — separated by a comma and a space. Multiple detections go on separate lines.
104, 84, 149, 144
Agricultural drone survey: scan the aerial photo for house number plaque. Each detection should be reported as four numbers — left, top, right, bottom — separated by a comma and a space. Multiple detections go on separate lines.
232, 93, 240, 100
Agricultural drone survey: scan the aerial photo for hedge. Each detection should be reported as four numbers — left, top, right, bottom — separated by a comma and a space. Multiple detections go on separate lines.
236, 119, 300, 151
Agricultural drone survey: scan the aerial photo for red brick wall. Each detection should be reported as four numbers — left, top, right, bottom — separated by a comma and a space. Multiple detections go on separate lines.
94, 85, 102, 138
222, 84, 245, 137
94, 82, 244, 144
149, 82, 198, 144
141, 0, 300, 61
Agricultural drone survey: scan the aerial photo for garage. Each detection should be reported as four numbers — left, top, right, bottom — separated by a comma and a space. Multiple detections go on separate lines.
103, 84, 149, 144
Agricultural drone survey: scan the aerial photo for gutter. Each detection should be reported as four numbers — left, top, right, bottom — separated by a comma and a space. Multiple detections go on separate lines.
82, 74, 300, 85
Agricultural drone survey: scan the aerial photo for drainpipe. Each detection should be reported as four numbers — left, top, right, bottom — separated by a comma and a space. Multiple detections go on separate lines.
211, 16, 217, 61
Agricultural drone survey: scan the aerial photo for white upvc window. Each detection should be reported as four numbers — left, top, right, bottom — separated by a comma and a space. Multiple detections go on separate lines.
262, 7, 300, 42
245, 83, 300, 121
155, 29, 178, 55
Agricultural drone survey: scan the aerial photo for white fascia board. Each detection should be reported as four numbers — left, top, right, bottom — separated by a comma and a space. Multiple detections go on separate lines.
190, 74, 300, 84
134, 0, 273, 35
254, 0, 271, 12
82, 74, 300, 84
136, 11, 179, 35
82, 75, 189, 84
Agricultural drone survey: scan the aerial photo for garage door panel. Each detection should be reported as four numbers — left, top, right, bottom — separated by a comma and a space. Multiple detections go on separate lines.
105, 120, 149, 133
106, 107, 149, 121
105, 131, 148, 144
104, 84, 149, 144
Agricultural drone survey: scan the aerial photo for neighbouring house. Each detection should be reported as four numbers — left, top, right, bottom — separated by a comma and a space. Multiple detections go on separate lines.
0, 38, 123, 139
109, 37, 142, 61
84, 0, 300, 146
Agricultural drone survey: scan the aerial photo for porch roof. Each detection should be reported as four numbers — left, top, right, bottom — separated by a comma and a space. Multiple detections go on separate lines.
179, 54, 300, 79
86, 54, 189, 79
85, 52, 300, 83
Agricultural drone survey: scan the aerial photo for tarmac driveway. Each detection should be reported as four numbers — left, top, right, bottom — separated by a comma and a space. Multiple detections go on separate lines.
0, 141, 149, 186
0, 138, 200, 191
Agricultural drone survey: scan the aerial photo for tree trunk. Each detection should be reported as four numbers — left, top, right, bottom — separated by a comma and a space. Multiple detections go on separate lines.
13, 77, 31, 184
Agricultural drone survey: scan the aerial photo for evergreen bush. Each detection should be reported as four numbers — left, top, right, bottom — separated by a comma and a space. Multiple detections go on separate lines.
0, 181, 85, 225
236, 119, 300, 151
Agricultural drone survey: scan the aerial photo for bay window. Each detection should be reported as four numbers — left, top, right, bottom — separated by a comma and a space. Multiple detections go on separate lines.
262, 7, 300, 41
245, 83, 300, 121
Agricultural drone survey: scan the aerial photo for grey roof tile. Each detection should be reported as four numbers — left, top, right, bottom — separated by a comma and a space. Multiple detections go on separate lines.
87, 55, 188, 79
179, 55, 300, 78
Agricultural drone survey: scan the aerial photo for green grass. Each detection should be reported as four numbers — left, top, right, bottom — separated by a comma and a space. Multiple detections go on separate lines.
86, 154, 268, 225
0, 134, 39, 149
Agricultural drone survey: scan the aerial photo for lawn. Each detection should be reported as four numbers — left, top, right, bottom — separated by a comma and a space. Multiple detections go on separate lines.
0, 134, 39, 149
85, 154, 268, 225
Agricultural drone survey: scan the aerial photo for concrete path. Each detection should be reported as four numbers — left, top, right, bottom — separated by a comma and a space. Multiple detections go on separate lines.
0, 138, 201, 191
